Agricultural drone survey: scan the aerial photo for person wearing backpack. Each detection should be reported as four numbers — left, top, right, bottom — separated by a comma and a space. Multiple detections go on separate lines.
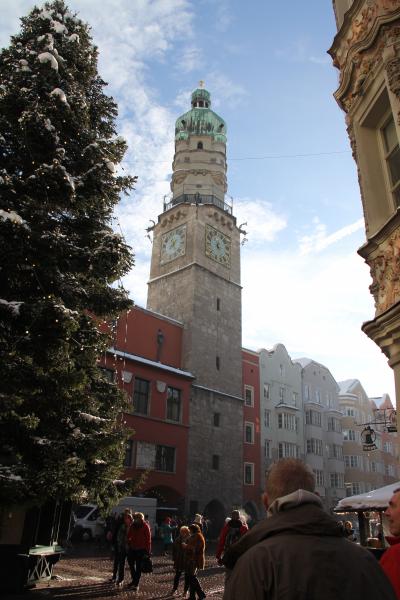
216, 510, 248, 565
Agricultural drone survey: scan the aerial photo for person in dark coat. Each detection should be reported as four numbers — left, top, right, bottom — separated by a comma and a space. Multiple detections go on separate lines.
223, 458, 396, 600
169, 525, 190, 597
216, 510, 248, 565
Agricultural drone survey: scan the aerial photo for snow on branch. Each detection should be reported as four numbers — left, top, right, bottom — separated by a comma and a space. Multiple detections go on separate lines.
51, 20, 68, 35
0, 299, 23, 316
38, 52, 58, 71
78, 412, 111, 423
50, 87, 69, 106
0, 209, 28, 228
0, 466, 23, 481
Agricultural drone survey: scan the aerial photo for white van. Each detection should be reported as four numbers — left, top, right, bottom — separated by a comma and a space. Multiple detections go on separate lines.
72, 497, 158, 541
113, 497, 157, 535
72, 504, 105, 540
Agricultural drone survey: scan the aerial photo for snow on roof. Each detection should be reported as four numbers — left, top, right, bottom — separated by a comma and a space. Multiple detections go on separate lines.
294, 357, 313, 368
335, 482, 400, 511
338, 379, 359, 395
109, 347, 194, 379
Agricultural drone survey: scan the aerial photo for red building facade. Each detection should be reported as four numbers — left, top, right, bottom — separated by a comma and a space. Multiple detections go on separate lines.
102, 306, 193, 512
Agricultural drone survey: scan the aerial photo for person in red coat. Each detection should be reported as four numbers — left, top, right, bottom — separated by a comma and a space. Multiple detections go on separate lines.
216, 510, 248, 564
126, 512, 151, 592
381, 488, 400, 598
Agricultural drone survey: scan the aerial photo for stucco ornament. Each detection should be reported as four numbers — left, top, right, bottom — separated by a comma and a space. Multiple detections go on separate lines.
369, 229, 400, 314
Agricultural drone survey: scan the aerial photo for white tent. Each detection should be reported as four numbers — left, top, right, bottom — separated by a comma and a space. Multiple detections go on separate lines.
335, 481, 400, 511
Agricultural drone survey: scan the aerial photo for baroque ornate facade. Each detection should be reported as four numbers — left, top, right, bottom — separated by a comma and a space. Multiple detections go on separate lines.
329, 0, 400, 434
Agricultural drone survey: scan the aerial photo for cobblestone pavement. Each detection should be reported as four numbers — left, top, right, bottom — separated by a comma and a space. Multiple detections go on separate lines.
8, 542, 226, 600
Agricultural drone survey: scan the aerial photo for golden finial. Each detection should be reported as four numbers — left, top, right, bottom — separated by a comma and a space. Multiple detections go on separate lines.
199, 80, 205, 88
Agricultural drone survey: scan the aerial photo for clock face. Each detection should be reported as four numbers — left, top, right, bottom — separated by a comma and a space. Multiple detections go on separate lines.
160, 225, 186, 264
205, 224, 231, 267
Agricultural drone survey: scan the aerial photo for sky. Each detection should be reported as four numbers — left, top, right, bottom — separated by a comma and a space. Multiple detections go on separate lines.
1, 0, 396, 403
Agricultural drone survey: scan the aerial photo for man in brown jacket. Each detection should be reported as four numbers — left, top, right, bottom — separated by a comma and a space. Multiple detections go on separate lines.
223, 459, 396, 600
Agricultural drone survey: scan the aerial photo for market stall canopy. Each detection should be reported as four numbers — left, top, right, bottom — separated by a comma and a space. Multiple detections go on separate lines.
335, 482, 400, 511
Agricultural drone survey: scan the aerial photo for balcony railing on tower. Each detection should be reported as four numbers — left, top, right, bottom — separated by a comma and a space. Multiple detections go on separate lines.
164, 185, 232, 214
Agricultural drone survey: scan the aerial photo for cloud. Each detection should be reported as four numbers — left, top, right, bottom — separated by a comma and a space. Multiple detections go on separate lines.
299, 217, 365, 255
206, 72, 248, 109
177, 46, 204, 73
234, 198, 287, 245
241, 244, 394, 398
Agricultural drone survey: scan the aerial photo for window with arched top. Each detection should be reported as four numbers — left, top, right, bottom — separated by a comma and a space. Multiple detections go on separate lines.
197, 142, 203, 150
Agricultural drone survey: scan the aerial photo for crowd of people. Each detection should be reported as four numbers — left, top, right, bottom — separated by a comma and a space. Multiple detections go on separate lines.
104, 459, 400, 599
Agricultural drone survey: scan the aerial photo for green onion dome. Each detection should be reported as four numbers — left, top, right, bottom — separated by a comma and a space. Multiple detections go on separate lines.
175, 86, 227, 143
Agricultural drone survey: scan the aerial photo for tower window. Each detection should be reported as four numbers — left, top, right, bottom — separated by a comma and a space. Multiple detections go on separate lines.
197, 141, 203, 149
216, 356, 220, 370
213, 412, 220, 427
199, 100, 204, 107
217, 298, 220, 311
212, 454, 220, 470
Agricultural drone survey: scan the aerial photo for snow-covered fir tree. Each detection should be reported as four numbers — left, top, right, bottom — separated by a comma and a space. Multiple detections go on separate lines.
0, 0, 138, 509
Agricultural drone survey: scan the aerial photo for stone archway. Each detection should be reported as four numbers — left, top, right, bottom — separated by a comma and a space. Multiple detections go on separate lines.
203, 498, 226, 539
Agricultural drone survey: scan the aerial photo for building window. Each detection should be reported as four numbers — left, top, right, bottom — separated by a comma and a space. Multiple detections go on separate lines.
264, 409, 271, 428
216, 356, 220, 370
306, 438, 323, 456
123, 440, 133, 467
166, 386, 181, 422
346, 482, 361, 496
306, 410, 321, 427
99, 366, 115, 382
382, 115, 400, 206
155, 445, 175, 472
304, 384, 310, 401
329, 444, 343, 460
217, 297, 220, 311
213, 412, 220, 427
278, 412, 297, 431
265, 439, 271, 458
133, 377, 150, 415
279, 386, 285, 403
292, 392, 298, 406
328, 417, 342, 433
278, 442, 299, 459
197, 141, 203, 149
244, 385, 254, 407
244, 463, 254, 485
329, 472, 344, 489
344, 455, 360, 468
315, 389, 321, 404
264, 384, 270, 400
244, 422, 255, 444
279, 364, 284, 377
212, 454, 220, 470
313, 469, 324, 487
383, 441, 393, 454
343, 429, 356, 441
